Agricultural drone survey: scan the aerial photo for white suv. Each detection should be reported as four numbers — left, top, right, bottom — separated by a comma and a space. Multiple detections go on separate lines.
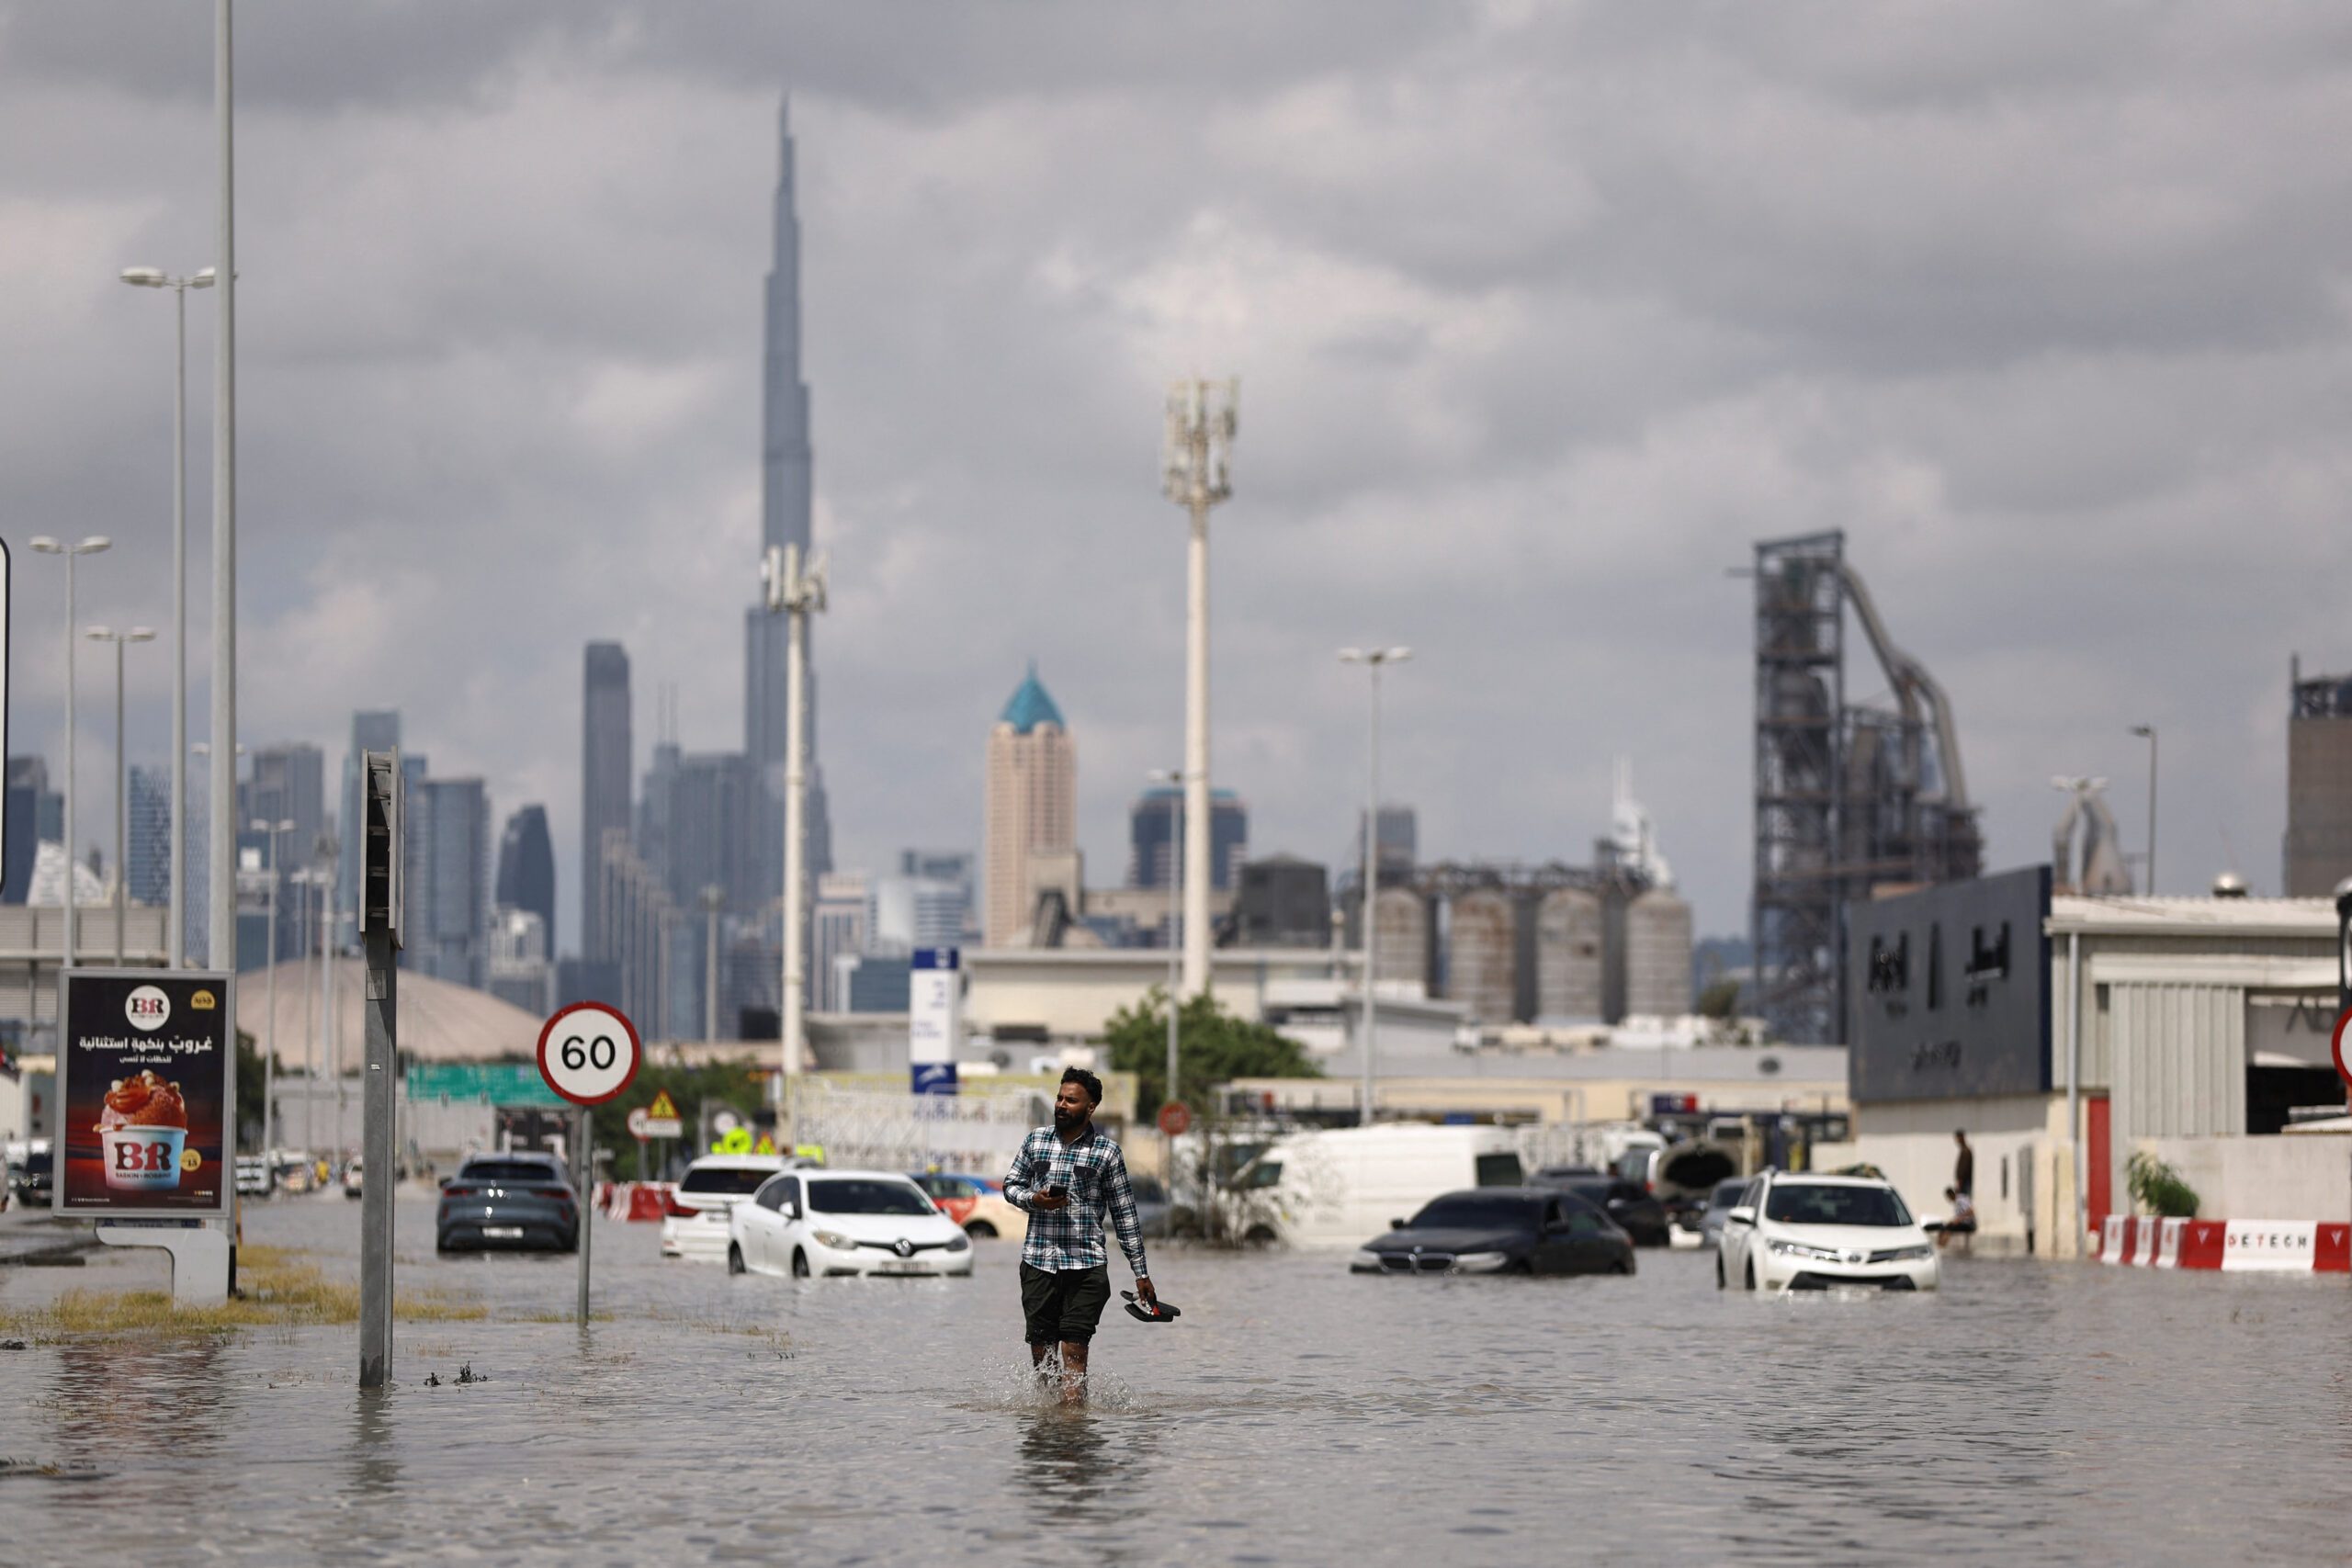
660, 1155, 800, 1262
1717, 1171, 1939, 1292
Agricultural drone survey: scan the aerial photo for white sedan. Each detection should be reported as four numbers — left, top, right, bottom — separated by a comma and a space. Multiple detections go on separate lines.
728, 1168, 974, 1280
659, 1155, 802, 1262
1717, 1172, 1939, 1292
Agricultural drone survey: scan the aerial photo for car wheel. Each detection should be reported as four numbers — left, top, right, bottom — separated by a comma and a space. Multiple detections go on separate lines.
1745, 1258, 1758, 1291
791, 1248, 810, 1280
1242, 1224, 1277, 1247
1613, 1258, 1634, 1276
1715, 1254, 1726, 1290
727, 1243, 746, 1276
965, 1220, 997, 1239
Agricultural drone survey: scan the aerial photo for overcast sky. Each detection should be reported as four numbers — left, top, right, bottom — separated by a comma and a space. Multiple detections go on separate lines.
4, 2, 2348, 953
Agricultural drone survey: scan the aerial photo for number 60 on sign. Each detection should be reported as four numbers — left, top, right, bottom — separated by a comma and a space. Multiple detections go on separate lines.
536, 1002, 642, 1106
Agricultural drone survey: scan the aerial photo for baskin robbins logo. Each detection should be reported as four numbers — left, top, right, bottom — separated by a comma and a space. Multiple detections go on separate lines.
125, 985, 172, 1032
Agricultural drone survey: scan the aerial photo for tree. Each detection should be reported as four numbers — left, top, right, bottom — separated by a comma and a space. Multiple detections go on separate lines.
1102, 988, 1321, 1115
1696, 979, 1741, 1020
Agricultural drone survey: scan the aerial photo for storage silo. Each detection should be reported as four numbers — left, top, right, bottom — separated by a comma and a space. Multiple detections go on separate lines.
1534, 887, 1604, 1021
1446, 889, 1518, 1024
1624, 888, 1694, 1018
1373, 886, 1430, 993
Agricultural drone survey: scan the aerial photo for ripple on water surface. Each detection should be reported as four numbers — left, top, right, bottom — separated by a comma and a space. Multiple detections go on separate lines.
3, 1195, 2350, 1564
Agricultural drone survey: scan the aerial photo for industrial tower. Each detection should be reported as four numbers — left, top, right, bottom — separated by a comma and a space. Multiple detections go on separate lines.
1750, 531, 1982, 1043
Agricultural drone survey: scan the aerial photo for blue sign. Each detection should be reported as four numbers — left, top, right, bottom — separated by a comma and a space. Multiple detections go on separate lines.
912, 947, 959, 972
911, 1063, 958, 1097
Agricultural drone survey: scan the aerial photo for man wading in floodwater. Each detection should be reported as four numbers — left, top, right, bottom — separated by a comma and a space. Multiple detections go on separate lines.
1003, 1068, 1156, 1405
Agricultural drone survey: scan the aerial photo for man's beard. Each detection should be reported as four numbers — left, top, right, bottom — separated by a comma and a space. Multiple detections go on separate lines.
1053, 1104, 1085, 1133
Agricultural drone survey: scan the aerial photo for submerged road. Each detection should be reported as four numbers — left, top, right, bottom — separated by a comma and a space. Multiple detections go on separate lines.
1, 1193, 2346, 1564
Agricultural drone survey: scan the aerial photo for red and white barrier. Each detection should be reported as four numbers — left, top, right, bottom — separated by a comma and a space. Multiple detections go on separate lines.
2097, 1215, 2350, 1273
594, 1180, 673, 1221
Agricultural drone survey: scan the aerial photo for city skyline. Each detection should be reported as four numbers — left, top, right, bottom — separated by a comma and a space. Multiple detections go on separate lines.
1, 9, 2346, 954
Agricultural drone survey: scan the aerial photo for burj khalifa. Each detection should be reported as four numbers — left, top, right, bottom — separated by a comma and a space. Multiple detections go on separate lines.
747, 98, 832, 886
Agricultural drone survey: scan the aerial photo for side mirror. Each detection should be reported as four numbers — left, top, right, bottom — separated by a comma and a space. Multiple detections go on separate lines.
1727, 1205, 1756, 1226
437, 1176, 452, 1190
1390, 1218, 1407, 1231
786, 1203, 803, 1222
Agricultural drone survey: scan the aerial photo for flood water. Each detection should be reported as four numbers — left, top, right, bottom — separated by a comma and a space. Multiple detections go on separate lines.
4, 1195, 2349, 1565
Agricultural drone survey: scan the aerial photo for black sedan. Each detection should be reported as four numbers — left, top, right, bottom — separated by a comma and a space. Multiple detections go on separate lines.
1350, 1189, 1634, 1278
1530, 1167, 1672, 1247
435, 1153, 579, 1254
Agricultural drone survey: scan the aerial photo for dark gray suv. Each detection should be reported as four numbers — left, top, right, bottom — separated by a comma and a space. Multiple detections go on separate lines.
435, 1153, 578, 1253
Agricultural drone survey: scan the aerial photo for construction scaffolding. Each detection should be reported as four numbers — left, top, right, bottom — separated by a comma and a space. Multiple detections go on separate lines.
1751, 532, 1982, 1043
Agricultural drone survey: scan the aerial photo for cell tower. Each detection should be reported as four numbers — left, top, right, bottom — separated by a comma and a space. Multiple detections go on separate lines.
1751, 531, 1982, 1043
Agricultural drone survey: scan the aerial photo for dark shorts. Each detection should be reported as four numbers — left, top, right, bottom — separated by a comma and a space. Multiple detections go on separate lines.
1020, 1263, 1111, 1346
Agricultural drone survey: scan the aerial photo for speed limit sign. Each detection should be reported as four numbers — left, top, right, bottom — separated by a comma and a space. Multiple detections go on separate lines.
537, 1002, 642, 1106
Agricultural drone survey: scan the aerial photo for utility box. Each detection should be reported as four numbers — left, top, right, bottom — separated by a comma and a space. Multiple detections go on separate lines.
360, 750, 403, 950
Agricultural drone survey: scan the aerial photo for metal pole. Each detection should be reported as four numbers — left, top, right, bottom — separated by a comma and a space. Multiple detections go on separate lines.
1361, 662, 1380, 1127
2145, 729, 2157, 897
209, 0, 237, 1025
575, 1105, 592, 1326
113, 639, 127, 964
1166, 790, 1181, 1105
782, 556, 808, 1148
705, 886, 720, 1043
359, 909, 395, 1388
329, 865, 343, 1153
169, 283, 187, 968
302, 871, 315, 1158
1182, 489, 1211, 998
62, 550, 76, 971
262, 828, 277, 1153
2067, 928, 2084, 1258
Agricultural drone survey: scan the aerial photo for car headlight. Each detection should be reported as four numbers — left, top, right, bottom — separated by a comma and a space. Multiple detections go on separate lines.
1767, 1240, 1844, 1262
945, 1232, 971, 1253
1883, 1245, 1934, 1262
811, 1229, 854, 1250
1451, 1251, 1511, 1273
1349, 1249, 1384, 1271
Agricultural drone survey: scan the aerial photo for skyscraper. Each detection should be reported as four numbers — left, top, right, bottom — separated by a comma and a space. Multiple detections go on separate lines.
1130, 786, 1248, 891
495, 804, 556, 947
582, 641, 632, 961
128, 765, 171, 907
984, 666, 1075, 945
413, 777, 492, 989
4, 757, 60, 905
746, 97, 832, 890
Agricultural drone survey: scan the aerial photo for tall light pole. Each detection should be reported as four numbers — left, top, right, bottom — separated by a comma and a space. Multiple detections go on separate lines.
1161, 378, 1237, 998
761, 541, 826, 1144
702, 885, 723, 1043
209, 0, 241, 1018
86, 626, 156, 963
1340, 647, 1410, 1127
2130, 725, 2157, 896
253, 818, 294, 1153
30, 536, 111, 968
118, 265, 213, 968
189, 739, 244, 968
1148, 768, 1183, 1109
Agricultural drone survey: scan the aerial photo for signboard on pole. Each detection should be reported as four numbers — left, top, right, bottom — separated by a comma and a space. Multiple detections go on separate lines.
910, 947, 960, 1096
639, 1087, 683, 1139
2330, 1005, 2352, 1097
53, 969, 233, 1218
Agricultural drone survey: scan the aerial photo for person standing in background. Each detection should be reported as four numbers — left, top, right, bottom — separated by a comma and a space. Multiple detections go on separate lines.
1953, 1130, 1973, 1197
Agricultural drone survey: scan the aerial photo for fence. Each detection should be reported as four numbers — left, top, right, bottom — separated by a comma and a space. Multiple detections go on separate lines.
795, 1080, 1051, 1177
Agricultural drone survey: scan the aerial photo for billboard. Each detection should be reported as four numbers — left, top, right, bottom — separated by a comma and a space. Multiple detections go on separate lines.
54, 969, 234, 1217
1847, 866, 2051, 1104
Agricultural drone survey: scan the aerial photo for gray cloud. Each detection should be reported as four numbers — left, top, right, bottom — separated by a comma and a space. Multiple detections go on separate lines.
0, 2, 2345, 964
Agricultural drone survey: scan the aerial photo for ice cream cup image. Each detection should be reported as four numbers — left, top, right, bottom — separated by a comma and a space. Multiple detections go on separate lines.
101, 1125, 189, 1190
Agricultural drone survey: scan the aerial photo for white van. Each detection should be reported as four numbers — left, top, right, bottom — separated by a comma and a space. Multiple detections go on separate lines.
1225, 1125, 1529, 1248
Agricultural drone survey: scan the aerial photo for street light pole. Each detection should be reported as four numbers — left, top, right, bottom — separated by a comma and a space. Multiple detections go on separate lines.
1148, 768, 1182, 1107
31, 536, 112, 970
761, 542, 826, 1146
87, 626, 156, 963
209, 0, 240, 1016
254, 818, 293, 1153
1161, 378, 1237, 999
119, 265, 213, 968
2130, 725, 2157, 896
1340, 647, 1411, 1127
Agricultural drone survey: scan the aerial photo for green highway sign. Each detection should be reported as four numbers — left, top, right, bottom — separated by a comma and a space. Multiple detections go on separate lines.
405, 1061, 569, 1108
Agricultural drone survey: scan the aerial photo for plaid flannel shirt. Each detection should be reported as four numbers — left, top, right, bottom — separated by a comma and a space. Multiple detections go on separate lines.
1003, 1122, 1149, 1279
